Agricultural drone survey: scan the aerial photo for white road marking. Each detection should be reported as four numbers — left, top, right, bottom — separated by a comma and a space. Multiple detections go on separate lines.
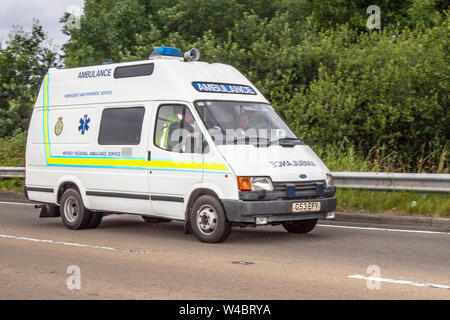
348, 275, 450, 290
0, 201, 35, 206
0, 234, 147, 254
317, 224, 450, 235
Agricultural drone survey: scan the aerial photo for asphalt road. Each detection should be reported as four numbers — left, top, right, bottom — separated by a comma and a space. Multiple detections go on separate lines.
0, 201, 448, 300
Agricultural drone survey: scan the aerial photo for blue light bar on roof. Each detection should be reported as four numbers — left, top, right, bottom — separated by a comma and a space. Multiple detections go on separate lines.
151, 47, 182, 57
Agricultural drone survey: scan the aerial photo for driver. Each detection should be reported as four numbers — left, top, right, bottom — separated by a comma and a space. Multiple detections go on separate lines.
168, 109, 199, 151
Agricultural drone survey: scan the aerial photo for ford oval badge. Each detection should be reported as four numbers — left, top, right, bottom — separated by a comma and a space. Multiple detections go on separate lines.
299, 174, 307, 179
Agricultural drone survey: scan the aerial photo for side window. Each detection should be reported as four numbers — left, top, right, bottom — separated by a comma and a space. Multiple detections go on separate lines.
154, 105, 204, 153
98, 107, 145, 145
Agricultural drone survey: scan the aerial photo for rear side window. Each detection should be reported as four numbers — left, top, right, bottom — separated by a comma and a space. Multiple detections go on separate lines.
98, 107, 145, 145
113, 63, 154, 79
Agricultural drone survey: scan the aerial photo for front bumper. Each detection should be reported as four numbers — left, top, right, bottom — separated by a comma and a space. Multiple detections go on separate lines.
222, 197, 337, 224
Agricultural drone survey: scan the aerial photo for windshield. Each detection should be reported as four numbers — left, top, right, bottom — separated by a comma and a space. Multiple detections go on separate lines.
194, 101, 302, 146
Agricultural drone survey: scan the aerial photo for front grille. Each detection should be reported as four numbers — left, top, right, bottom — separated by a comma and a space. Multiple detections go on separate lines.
273, 180, 325, 192
238, 180, 335, 201
272, 180, 327, 199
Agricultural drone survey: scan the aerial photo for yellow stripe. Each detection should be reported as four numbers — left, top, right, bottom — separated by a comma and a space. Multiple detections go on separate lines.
43, 74, 51, 158
42, 73, 229, 172
203, 162, 228, 171
46, 157, 228, 171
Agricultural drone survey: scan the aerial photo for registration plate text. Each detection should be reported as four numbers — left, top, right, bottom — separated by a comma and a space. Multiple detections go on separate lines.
292, 202, 321, 213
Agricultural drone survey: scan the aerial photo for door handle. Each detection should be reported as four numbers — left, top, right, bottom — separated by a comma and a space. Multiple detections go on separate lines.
148, 152, 152, 174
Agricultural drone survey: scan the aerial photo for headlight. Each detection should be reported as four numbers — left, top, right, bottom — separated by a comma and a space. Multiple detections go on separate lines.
250, 177, 273, 191
237, 177, 273, 191
326, 173, 334, 188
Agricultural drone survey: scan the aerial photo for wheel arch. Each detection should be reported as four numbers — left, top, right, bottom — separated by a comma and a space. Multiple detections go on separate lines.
55, 176, 89, 207
183, 187, 224, 234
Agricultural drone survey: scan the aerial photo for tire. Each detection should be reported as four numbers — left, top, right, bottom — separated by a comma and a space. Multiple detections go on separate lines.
282, 219, 318, 234
86, 212, 103, 229
60, 189, 93, 230
190, 195, 231, 243
142, 216, 172, 223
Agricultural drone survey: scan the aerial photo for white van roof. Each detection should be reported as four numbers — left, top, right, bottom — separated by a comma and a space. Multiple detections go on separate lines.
35, 58, 269, 108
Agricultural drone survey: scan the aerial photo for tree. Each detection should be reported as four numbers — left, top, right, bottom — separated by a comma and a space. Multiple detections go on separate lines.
0, 20, 59, 137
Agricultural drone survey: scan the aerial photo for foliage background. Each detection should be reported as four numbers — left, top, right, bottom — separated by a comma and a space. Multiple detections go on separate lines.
0, 0, 449, 173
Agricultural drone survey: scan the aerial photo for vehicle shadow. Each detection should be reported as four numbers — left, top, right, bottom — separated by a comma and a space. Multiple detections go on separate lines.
35, 214, 331, 244
103, 216, 330, 244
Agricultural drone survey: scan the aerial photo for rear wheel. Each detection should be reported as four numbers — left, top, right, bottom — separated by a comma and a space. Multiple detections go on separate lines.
190, 195, 231, 243
60, 189, 93, 230
282, 219, 318, 234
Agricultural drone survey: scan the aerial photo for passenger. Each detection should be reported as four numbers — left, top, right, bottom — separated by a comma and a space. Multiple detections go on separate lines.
234, 113, 249, 138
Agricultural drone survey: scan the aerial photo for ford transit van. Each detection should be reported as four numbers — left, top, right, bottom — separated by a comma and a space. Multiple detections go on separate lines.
25, 47, 337, 243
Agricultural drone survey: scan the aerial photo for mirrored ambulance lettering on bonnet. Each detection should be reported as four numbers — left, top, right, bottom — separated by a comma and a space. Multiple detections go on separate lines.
25, 47, 336, 243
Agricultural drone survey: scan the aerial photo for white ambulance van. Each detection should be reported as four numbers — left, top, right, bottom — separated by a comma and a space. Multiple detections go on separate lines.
25, 47, 337, 243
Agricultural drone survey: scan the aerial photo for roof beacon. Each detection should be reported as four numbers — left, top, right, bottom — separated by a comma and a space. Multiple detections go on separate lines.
149, 47, 183, 60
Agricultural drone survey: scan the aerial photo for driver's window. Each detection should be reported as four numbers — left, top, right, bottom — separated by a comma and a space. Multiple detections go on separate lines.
154, 104, 203, 153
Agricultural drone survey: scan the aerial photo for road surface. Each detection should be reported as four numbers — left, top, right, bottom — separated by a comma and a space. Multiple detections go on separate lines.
0, 201, 448, 299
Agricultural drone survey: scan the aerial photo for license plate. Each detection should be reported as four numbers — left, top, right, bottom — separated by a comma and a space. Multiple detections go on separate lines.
292, 202, 321, 213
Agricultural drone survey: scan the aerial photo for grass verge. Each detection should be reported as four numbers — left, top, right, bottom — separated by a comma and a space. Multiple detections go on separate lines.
336, 189, 449, 218
0, 178, 24, 193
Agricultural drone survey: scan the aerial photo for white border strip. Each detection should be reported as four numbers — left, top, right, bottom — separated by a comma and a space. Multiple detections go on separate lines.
317, 224, 450, 235
348, 275, 450, 290
0, 234, 147, 254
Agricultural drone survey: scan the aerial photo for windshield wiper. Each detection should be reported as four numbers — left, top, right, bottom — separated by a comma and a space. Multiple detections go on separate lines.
271, 137, 304, 145
228, 137, 272, 146
271, 137, 299, 141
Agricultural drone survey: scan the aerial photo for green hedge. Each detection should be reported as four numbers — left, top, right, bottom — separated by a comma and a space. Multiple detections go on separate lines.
0, 130, 26, 166
285, 25, 449, 172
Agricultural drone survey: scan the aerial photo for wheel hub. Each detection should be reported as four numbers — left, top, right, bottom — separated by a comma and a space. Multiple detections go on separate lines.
64, 196, 79, 223
196, 205, 218, 235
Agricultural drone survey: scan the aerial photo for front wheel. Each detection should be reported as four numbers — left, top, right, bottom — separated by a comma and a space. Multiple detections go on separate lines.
190, 195, 231, 243
282, 219, 318, 234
